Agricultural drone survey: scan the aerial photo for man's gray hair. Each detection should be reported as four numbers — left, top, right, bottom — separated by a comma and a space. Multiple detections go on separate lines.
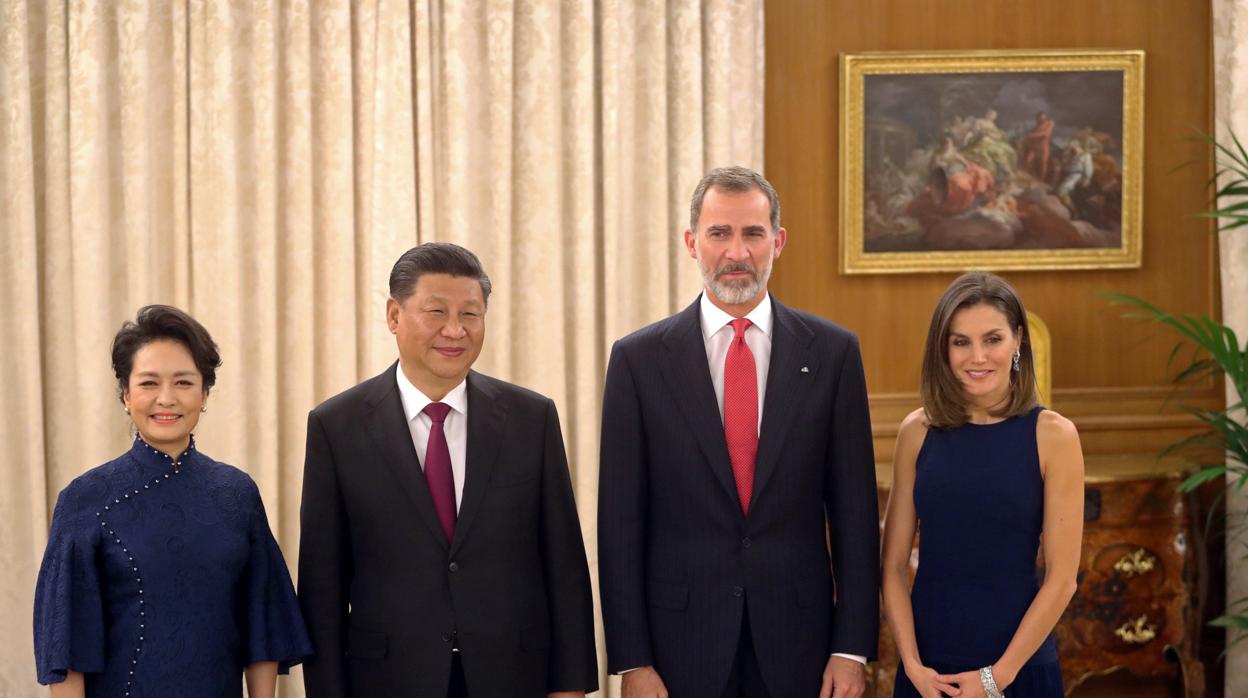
688, 166, 781, 234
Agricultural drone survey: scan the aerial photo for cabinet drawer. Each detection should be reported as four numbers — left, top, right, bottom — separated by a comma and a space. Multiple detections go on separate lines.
1058, 593, 1186, 664
1077, 529, 1188, 597
1084, 478, 1185, 527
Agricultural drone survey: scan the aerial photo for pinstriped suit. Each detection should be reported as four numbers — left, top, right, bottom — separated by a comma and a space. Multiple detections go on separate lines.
598, 296, 880, 697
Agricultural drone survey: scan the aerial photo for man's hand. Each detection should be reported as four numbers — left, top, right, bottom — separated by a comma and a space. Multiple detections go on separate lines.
547, 693, 586, 698
621, 666, 669, 698
819, 655, 866, 698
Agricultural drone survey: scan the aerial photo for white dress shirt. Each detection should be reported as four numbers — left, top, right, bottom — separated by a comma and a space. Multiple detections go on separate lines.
698, 292, 867, 668
699, 291, 773, 428
396, 366, 468, 510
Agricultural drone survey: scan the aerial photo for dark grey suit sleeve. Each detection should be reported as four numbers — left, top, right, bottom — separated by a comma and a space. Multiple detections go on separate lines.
298, 411, 352, 698
597, 341, 654, 673
825, 335, 881, 658
537, 398, 600, 692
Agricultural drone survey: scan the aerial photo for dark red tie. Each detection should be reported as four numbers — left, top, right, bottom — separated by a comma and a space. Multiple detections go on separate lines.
724, 318, 758, 514
423, 402, 456, 541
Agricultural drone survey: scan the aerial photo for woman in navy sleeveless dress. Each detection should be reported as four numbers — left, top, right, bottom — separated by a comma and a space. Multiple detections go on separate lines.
33, 306, 312, 697
882, 273, 1084, 698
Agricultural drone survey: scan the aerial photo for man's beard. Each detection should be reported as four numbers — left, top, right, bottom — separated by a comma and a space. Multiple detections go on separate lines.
699, 257, 772, 306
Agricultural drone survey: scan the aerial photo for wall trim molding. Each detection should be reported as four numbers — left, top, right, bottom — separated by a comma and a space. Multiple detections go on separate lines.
867, 386, 1220, 459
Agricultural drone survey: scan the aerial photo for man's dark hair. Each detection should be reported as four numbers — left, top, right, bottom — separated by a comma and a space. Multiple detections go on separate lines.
389, 242, 493, 305
689, 165, 781, 233
111, 305, 222, 404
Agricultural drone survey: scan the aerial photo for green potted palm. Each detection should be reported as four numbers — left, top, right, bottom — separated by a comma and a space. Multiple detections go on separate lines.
1108, 131, 1248, 644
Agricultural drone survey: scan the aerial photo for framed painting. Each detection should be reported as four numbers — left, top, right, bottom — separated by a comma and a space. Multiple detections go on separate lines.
839, 49, 1144, 274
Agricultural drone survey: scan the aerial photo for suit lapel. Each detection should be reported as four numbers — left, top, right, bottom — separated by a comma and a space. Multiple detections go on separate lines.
752, 299, 817, 505
659, 299, 740, 507
450, 371, 507, 556
364, 363, 450, 550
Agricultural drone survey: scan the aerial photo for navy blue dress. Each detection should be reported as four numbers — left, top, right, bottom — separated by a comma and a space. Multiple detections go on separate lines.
33, 436, 313, 697
893, 406, 1064, 697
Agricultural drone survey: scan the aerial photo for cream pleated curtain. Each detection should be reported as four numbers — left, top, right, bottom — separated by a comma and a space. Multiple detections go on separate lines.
0, 1, 763, 695
1214, 1, 1248, 694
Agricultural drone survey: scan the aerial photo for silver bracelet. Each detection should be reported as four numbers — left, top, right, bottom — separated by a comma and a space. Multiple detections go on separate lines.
979, 666, 1004, 698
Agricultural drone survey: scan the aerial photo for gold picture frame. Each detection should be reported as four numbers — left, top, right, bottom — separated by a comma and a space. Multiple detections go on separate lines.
839, 49, 1144, 274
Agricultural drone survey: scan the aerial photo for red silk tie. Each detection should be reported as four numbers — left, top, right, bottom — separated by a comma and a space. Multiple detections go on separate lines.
724, 318, 758, 514
423, 402, 456, 541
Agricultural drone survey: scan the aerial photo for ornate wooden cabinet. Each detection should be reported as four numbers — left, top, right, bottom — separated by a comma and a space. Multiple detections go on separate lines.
869, 469, 1203, 697
1057, 474, 1203, 695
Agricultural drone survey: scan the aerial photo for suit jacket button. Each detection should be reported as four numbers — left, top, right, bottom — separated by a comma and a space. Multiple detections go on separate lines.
441, 633, 452, 642
732, 585, 744, 597
742, 537, 752, 548
448, 562, 459, 573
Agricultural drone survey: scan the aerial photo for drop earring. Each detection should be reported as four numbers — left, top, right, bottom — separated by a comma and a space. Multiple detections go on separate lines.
1012, 350, 1021, 373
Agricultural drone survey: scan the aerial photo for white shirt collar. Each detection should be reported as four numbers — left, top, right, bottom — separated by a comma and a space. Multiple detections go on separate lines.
699, 291, 773, 341
395, 365, 469, 423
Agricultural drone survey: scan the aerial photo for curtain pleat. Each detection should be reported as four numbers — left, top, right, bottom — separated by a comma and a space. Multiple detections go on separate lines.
1213, 0, 1248, 693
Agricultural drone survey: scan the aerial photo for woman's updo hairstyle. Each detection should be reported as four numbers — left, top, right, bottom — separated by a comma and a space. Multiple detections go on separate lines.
110, 305, 221, 404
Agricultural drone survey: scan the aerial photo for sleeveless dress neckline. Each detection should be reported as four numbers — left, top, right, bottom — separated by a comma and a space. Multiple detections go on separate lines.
892, 405, 1064, 698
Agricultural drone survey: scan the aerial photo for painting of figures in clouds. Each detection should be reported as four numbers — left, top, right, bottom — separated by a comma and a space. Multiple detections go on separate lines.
840, 51, 1143, 273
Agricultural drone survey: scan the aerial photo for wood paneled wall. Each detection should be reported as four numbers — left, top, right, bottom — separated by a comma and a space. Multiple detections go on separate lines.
764, 0, 1220, 466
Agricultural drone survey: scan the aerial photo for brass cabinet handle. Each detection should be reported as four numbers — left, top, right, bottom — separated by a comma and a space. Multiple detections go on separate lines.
1114, 615, 1157, 644
1113, 548, 1156, 577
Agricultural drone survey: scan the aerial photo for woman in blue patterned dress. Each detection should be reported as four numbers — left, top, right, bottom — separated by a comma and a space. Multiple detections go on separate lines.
882, 272, 1084, 698
34, 305, 312, 698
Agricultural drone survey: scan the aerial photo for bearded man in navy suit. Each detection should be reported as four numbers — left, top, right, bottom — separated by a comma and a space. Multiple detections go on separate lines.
598, 167, 880, 698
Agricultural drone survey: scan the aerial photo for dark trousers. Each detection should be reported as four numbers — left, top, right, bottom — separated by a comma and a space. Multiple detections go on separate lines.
448, 651, 468, 698
721, 610, 772, 698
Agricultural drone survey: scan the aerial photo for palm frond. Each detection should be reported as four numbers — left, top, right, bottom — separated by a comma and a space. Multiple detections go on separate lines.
1109, 129, 1248, 640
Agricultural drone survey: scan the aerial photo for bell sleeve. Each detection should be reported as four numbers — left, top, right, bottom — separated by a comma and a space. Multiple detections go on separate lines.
33, 482, 107, 684
239, 479, 314, 673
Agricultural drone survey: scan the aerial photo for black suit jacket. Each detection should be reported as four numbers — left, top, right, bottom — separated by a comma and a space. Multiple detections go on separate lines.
299, 364, 597, 698
598, 296, 880, 697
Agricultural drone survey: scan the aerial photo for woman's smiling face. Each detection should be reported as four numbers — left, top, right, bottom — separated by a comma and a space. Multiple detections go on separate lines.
947, 302, 1021, 414
123, 339, 206, 457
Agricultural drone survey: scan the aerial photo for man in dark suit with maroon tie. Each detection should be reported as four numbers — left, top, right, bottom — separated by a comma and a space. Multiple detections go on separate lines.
598, 167, 880, 697
298, 243, 597, 698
